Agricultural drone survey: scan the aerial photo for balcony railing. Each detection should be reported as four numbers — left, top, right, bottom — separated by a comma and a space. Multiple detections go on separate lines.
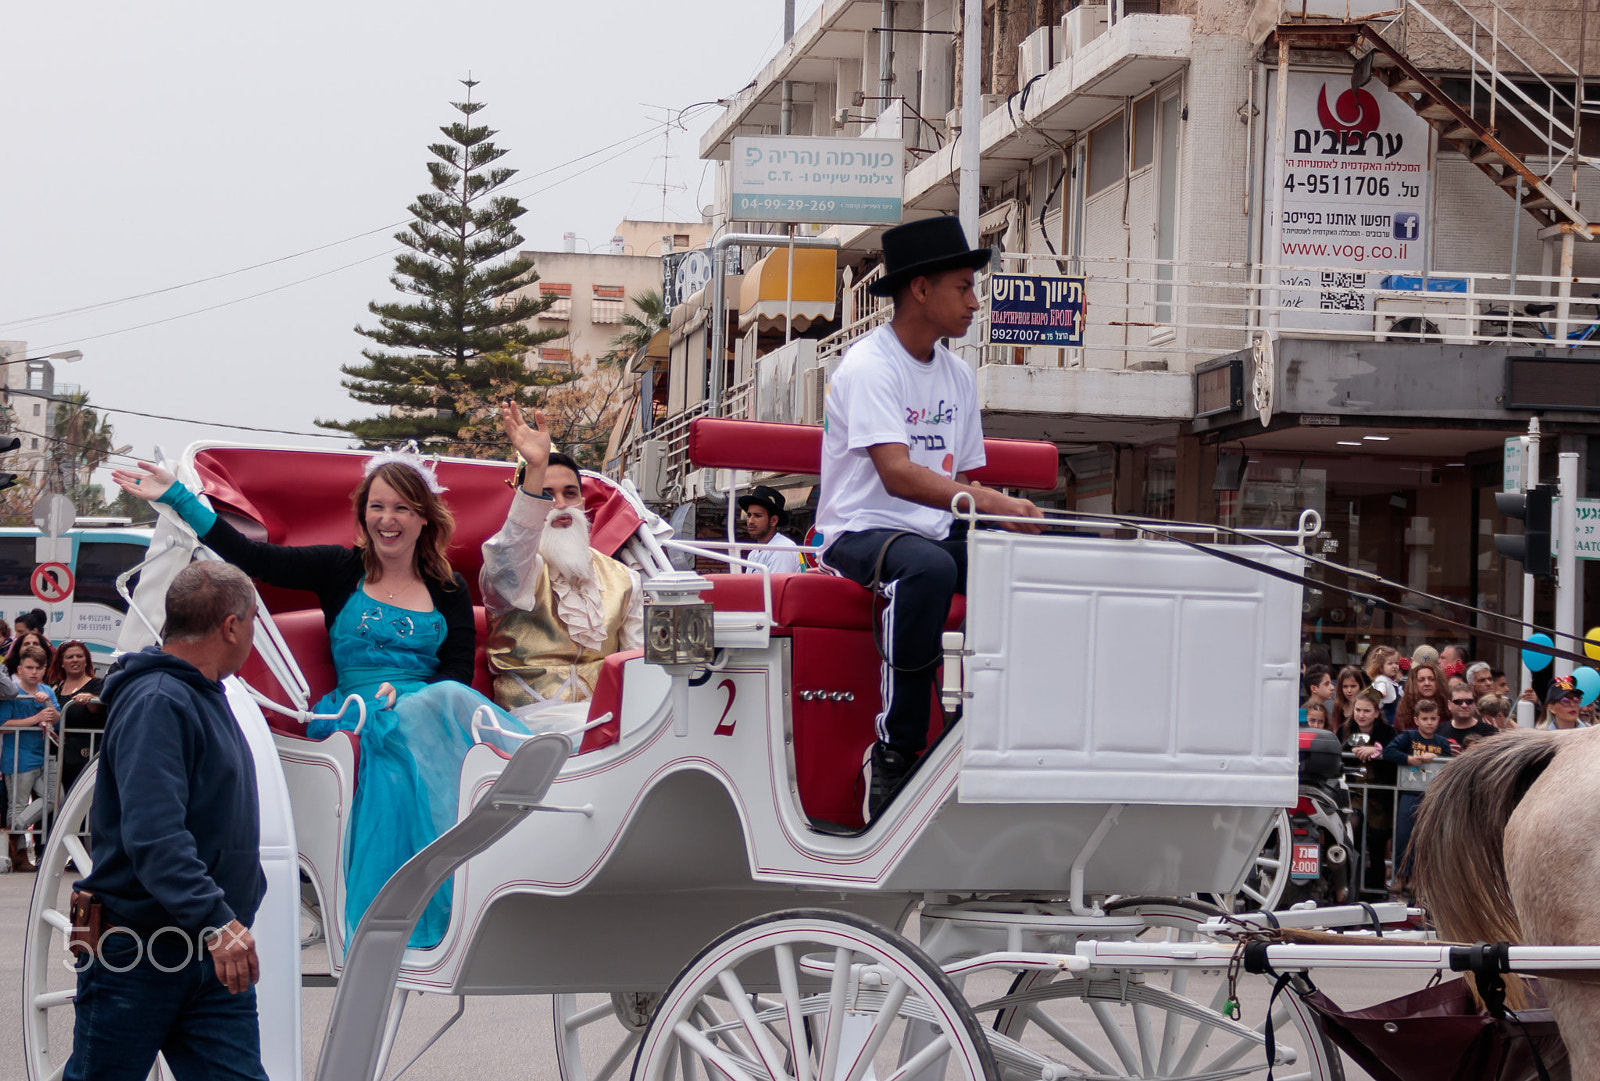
613, 253, 1600, 494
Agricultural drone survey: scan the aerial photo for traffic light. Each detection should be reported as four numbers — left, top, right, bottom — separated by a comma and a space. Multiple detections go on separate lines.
0, 435, 20, 494
1496, 483, 1555, 577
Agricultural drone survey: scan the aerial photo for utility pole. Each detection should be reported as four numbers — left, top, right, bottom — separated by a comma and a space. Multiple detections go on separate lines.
1520, 418, 1540, 726
1557, 450, 1580, 681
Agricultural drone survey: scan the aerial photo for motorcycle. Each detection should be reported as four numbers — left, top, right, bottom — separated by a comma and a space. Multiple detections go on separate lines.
1283, 727, 1362, 907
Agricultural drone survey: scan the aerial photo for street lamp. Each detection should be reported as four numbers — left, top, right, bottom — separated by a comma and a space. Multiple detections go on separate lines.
0, 350, 82, 366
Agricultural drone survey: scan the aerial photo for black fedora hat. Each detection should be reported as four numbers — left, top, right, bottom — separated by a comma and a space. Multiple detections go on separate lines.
868, 216, 992, 297
737, 484, 788, 524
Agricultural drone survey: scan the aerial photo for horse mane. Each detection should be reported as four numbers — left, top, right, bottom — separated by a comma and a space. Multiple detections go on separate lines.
1413, 727, 1563, 948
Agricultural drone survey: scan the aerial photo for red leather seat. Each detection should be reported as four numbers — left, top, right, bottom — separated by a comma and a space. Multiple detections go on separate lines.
702, 573, 958, 828
687, 418, 1058, 490
703, 573, 965, 632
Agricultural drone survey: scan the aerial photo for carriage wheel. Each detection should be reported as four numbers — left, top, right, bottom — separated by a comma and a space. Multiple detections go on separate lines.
20, 761, 166, 1081
633, 908, 998, 1081
983, 896, 1342, 1081
556, 992, 661, 1081
1219, 809, 1291, 914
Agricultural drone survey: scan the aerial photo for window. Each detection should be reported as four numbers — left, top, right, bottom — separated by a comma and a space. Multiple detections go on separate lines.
674, 234, 691, 248
1087, 114, 1126, 195
1132, 95, 1156, 170
30, 439, 37, 449
31, 404, 40, 416
0, 538, 31, 596
540, 284, 572, 321
1029, 154, 1066, 253
75, 540, 145, 612
591, 284, 626, 324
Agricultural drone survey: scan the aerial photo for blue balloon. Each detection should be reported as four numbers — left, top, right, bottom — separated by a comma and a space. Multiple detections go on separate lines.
1523, 633, 1555, 672
1574, 666, 1600, 707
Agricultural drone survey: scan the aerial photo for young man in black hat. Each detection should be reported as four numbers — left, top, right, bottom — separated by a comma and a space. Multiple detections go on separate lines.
815, 216, 1043, 821
738, 485, 802, 575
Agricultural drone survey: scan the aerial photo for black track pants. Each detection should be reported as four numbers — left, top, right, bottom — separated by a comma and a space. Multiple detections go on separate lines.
822, 528, 967, 755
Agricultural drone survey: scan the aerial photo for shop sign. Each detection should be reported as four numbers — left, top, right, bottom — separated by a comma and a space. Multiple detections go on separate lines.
1558, 497, 1600, 560
986, 274, 1086, 346
730, 137, 904, 225
1265, 71, 1432, 331
1504, 436, 1527, 493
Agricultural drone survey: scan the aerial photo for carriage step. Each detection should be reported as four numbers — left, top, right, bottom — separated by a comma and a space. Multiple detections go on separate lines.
806, 815, 865, 838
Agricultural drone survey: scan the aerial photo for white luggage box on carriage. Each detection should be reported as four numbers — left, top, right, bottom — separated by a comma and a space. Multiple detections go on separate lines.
959, 530, 1302, 807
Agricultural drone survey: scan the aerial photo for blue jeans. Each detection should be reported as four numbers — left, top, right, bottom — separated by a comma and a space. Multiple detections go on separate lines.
64, 928, 268, 1081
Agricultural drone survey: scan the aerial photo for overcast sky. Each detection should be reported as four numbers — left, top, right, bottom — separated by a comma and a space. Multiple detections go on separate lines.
1, 1, 818, 494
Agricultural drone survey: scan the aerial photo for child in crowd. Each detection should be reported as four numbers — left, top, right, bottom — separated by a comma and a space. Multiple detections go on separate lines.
0, 645, 59, 872
1341, 686, 1396, 893
1303, 665, 1335, 709
1330, 665, 1370, 731
1302, 698, 1330, 730
1477, 694, 1513, 730
1383, 698, 1451, 899
1364, 646, 1402, 724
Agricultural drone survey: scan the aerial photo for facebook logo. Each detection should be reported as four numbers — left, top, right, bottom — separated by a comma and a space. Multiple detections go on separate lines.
1392, 212, 1420, 241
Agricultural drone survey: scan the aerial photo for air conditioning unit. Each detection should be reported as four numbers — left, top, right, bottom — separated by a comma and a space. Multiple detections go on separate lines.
1017, 25, 1055, 84
1061, 4, 1108, 59
632, 439, 668, 502
800, 364, 829, 425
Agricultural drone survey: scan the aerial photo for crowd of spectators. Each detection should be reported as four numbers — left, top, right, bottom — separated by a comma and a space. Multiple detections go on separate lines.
0, 608, 105, 873
1298, 638, 1553, 900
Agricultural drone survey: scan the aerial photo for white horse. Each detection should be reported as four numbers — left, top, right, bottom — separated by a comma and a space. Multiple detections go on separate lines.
1412, 725, 1600, 1076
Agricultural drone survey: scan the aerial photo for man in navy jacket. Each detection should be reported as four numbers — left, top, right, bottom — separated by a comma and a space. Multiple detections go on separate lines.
66, 561, 267, 1081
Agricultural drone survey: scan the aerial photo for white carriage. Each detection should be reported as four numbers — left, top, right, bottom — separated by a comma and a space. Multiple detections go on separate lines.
23, 419, 1427, 1081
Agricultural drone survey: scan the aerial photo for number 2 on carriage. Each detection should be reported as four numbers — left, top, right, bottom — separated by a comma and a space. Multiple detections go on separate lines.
712, 678, 737, 736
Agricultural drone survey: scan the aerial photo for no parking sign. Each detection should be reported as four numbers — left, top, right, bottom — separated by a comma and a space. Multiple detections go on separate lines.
30, 562, 73, 604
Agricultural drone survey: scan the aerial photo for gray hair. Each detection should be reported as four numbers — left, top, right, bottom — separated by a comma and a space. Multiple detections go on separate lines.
1465, 661, 1492, 681
162, 562, 255, 642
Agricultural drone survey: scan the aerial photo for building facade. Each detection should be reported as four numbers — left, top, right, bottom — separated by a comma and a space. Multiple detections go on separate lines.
620, 0, 1600, 675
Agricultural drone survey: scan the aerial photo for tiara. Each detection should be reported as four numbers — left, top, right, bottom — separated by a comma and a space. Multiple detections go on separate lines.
363, 441, 448, 495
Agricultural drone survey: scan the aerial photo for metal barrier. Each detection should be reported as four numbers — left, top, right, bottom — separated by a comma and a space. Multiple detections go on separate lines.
1347, 778, 1405, 901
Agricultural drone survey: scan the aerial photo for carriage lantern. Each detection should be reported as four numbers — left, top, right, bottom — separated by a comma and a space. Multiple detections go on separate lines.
642, 570, 715, 670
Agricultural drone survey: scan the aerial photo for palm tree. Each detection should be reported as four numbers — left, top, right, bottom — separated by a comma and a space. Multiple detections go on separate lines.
47, 392, 117, 495
604, 289, 669, 366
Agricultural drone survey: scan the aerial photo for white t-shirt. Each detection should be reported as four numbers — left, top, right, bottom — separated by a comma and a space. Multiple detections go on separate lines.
742, 532, 802, 574
816, 324, 985, 549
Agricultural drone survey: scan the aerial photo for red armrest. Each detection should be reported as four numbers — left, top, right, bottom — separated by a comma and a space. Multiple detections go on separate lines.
579, 649, 644, 754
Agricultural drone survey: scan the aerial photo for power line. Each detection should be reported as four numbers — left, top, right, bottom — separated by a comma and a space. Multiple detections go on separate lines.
28, 116, 700, 353
22, 390, 525, 449
0, 107, 717, 335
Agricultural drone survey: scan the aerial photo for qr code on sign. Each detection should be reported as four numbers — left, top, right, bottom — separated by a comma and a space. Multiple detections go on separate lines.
1320, 272, 1366, 289
1320, 291, 1365, 310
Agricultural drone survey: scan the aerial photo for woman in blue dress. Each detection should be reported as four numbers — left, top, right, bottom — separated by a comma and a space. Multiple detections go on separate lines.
113, 448, 530, 949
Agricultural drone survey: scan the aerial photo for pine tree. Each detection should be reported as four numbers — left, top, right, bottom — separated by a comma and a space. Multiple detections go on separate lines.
317, 79, 568, 453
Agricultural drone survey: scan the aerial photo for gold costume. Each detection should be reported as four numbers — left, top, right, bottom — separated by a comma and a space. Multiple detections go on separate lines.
486, 553, 637, 708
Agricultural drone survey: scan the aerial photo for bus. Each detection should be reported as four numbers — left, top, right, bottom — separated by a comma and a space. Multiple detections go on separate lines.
0, 521, 152, 665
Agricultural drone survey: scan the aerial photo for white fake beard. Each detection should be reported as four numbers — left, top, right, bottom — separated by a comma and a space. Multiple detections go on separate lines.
541, 506, 595, 584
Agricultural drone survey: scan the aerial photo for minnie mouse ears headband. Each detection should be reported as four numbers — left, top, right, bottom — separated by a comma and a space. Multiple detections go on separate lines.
363, 441, 448, 496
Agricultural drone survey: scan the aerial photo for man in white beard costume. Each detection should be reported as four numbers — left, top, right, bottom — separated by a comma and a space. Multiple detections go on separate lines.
480, 403, 643, 719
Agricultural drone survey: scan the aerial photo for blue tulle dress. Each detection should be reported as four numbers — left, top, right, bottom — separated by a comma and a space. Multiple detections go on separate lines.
306, 588, 530, 949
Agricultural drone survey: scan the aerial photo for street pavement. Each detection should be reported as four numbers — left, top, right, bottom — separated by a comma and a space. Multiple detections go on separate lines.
0, 867, 1437, 1081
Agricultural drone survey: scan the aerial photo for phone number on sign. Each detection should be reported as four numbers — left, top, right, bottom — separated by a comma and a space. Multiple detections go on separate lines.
734, 197, 838, 213
1283, 172, 1422, 198
988, 327, 1079, 344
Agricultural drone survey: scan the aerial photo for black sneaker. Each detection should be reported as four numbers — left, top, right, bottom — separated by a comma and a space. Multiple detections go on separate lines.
861, 741, 915, 822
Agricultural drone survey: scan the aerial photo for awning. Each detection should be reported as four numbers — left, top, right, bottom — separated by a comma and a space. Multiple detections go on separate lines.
738, 247, 837, 332
629, 327, 671, 373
